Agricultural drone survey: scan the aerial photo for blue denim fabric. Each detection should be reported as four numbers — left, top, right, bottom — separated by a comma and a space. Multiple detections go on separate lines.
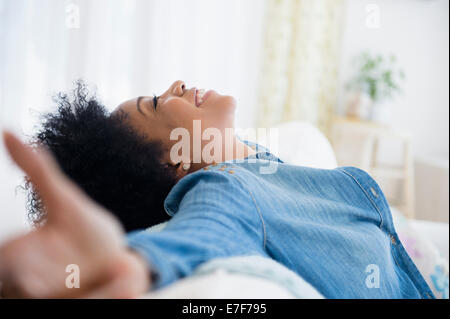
127, 143, 435, 299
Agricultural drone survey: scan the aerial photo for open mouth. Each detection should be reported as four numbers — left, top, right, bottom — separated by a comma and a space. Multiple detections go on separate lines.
195, 89, 206, 107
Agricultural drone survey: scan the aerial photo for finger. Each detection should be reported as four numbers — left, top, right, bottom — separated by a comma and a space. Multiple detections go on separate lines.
2, 131, 81, 216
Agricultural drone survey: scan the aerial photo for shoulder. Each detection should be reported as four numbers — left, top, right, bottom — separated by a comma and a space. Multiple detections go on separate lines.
336, 166, 377, 183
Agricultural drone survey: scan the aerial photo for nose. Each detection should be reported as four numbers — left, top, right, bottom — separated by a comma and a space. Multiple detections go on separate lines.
171, 80, 186, 96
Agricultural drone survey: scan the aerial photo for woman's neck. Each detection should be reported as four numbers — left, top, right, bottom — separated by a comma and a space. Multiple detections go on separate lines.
190, 135, 256, 172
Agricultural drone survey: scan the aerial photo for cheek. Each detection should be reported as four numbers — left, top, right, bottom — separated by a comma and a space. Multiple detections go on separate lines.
161, 95, 236, 131
162, 100, 199, 126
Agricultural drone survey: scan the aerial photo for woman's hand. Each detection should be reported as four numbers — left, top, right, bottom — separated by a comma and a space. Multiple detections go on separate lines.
0, 132, 150, 298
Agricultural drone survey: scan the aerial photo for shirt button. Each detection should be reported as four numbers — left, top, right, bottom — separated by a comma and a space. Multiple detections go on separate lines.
390, 234, 397, 245
370, 187, 378, 197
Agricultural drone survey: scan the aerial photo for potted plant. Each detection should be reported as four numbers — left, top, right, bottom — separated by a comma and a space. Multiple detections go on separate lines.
345, 52, 405, 124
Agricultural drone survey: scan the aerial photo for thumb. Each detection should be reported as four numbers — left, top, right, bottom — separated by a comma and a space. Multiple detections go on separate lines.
2, 131, 84, 221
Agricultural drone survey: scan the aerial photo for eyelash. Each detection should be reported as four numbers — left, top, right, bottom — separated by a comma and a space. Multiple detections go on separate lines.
153, 95, 158, 109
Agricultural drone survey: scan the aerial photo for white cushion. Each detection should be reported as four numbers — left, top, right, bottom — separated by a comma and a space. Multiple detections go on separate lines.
258, 121, 337, 169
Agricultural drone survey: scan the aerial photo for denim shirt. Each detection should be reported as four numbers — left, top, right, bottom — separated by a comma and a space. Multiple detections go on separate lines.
127, 142, 435, 299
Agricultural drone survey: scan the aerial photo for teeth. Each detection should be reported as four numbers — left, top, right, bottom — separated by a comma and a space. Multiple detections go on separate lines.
196, 89, 205, 106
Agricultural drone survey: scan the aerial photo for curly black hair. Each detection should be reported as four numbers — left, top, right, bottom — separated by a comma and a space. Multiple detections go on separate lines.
25, 81, 178, 232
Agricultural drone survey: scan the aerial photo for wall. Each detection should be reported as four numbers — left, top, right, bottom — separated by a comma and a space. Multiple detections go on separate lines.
337, 0, 449, 160
415, 156, 449, 222
337, 0, 449, 221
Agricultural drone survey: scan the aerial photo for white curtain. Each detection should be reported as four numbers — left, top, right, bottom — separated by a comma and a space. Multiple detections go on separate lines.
257, 0, 345, 134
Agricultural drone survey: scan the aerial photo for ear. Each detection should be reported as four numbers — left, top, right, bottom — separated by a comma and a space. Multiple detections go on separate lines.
169, 161, 191, 179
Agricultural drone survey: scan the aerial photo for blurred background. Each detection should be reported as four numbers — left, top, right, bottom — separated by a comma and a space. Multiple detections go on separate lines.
0, 0, 448, 242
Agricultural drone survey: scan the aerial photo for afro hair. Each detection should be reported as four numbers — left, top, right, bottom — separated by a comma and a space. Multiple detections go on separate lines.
25, 81, 178, 232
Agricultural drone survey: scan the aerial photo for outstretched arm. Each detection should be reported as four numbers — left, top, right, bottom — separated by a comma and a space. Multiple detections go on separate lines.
0, 132, 150, 298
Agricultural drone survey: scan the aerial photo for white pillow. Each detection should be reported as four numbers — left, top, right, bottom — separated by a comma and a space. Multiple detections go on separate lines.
257, 121, 337, 169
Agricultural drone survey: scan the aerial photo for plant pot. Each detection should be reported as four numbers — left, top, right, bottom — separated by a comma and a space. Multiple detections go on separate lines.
370, 100, 392, 125
346, 91, 373, 120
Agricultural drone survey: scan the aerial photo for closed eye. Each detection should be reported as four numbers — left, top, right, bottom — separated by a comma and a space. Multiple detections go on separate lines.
153, 95, 159, 109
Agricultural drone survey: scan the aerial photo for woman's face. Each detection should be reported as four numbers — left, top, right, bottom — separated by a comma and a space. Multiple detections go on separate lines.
113, 80, 237, 165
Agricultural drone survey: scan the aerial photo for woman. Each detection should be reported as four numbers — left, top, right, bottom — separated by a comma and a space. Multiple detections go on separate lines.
0, 80, 434, 298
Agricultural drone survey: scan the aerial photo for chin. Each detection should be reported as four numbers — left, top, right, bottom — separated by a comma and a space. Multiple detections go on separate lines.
203, 94, 236, 113
219, 95, 237, 112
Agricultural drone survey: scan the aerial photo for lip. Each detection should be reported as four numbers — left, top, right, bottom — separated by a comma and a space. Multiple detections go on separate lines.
190, 88, 213, 107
